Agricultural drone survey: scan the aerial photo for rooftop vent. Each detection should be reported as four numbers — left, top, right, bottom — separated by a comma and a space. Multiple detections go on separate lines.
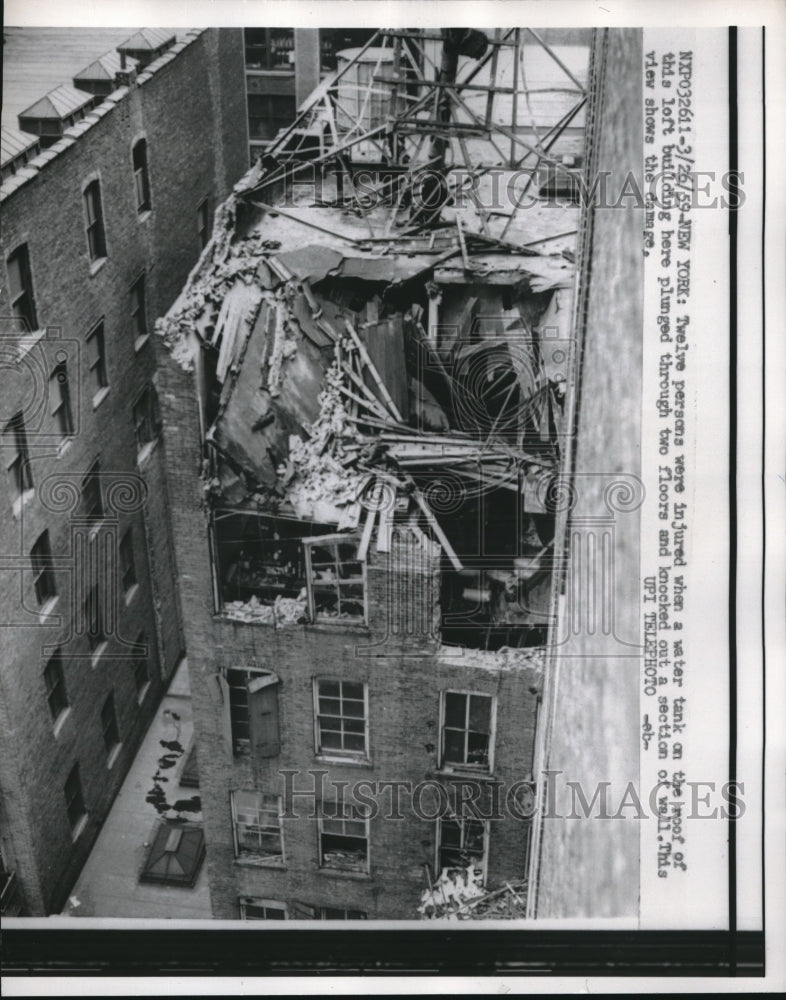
18, 85, 95, 147
117, 28, 176, 70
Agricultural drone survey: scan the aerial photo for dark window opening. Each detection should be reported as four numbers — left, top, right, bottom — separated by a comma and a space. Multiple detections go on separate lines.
101, 691, 120, 755
132, 138, 151, 212
130, 274, 148, 340
232, 790, 283, 862
86, 320, 108, 394
319, 906, 368, 919
318, 29, 377, 72
119, 529, 137, 592
247, 93, 297, 142
243, 28, 295, 70
133, 632, 150, 693
132, 386, 160, 451
30, 530, 56, 604
197, 197, 211, 248
225, 669, 280, 758
4, 412, 33, 499
84, 583, 106, 652
303, 535, 366, 624
64, 763, 86, 831
441, 691, 493, 771
44, 650, 68, 721
50, 362, 74, 440
6, 244, 38, 331
240, 897, 287, 920
318, 800, 368, 872
83, 179, 107, 261
81, 462, 104, 521
438, 816, 486, 872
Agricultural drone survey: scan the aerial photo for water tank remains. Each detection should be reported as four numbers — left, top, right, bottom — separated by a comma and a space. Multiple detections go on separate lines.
336, 47, 395, 133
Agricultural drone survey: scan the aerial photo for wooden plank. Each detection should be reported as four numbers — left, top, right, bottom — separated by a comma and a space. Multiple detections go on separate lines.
344, 319, 404, 423
411, 484, 463, 571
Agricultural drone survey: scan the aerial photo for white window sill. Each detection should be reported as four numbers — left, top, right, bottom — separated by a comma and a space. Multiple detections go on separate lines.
124, 583, 139, 607
233, 856, 286, 869
92, 386, 110, 410
38, 595, 59, 622
12, 489, 35, 519
106, 743, 122, 770
136, 681, 151, 705
57, 438, 73, 459
436, 766, 496, 780
89, 257, 107, 277
70, 814, 88, 842
316, 866, 371, 881
52, 706, 71, 738
137, 209, 152, 224
87, 519, 106, 540
90, 640, 108, 667
16, 328, 46, 361
136, 439, 158, 468
134, 333, 150, 352
315, 754, 372, 769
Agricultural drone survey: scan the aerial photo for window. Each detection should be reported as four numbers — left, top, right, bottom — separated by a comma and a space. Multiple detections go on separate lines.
318, 799, 369, 873
30, 531, 56, 605
119, 528, 137, 594
130, 273, 147, 342
64, 763, 86, 832
6, 244, 37, 331
86, 321, 108, 397
101, 691, 121, 757
303, 535, 366, 623
314, 679, 368, 758
239, 897, 288, 920
84, 583, 106, 653
3, 412, 33, 500
81, 462, 104, 521
319, 906, 367, 920
50, 362, 74, 441
197, 198, 211, 249
440, 691, 494, 772
132, 386, 161, 453
231, 790, 284, 863
224, 669, 280, 758
247, 93, 297, 142
83, 179, 107, 262
437, 816, 487, 873
132, 138, 151, 213
44, 650, 68, 722
244, 28, 295, 70
132, 631, 150, 694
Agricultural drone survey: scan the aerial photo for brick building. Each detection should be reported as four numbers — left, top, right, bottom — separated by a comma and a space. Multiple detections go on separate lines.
154, 30, 586, 920
0, 27, 248, 916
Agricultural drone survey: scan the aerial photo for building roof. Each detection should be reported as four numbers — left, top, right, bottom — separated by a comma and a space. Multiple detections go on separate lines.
73, 49, 127, 84
117, 28, 175, 52
18, 84, 94, 122
1, 127, 39, 167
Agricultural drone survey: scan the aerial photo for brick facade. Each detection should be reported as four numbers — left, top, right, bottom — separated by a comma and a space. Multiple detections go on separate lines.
0, 28, 247, 915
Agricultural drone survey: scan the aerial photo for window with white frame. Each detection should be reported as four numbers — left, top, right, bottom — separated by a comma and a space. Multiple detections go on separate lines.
239, 897, 287, 920
3, 412, 33, 500
437, 815, 487, 873
50, 361, 74, 441
231, 790, 284, 863
313, 678, 368, 758
440, 691, 494, 772
303, 534, 366, 623
318, 798, 369, 873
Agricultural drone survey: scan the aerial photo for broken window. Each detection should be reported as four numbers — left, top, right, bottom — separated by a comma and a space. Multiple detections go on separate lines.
314, 678, 368, 758
318, 799, 369, 874
437, 816, 487, 873
239, 897, 287, 920
231, 790, 284, 864
440, 691, 494, 772
224, 669, 280, 758
30, 530, 56, 605
303, 535, 366, 624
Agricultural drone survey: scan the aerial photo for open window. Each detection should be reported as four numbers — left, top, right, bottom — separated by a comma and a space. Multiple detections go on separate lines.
303, 534, 366, 624
439, 691, 495, 773
222, 668, 280, 758
231, 790, 284, 865
318, 798, 369, 873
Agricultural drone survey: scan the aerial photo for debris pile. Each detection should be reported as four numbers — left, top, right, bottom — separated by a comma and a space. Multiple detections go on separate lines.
419, 864, 529, 920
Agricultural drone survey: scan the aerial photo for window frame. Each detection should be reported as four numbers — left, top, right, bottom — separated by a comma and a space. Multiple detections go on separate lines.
82, 178, 107, 263
64, 762, 87, 834
44, 649, 69, 724
317, 798, 370, 874
100, 691, 121, 760
318, 906, 368, 919
50, 360, 74, 442
6, 243, 38, 331
302, 533, 368, 625
313, 677, 369, 760
230, 790, 285, 865
119, 527, 138, 595
81, 460, 104, 522
86, 319, 109, 401
4, 411, 34, 501
132, 385, 161, 455
239, 897, 288, 920
132, 137, 151, 214
84, 582, 106, 654
30, 530, 56, 605
435, 814, 489, 880
129, 272, 148, 347
438, 689, 496, 775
